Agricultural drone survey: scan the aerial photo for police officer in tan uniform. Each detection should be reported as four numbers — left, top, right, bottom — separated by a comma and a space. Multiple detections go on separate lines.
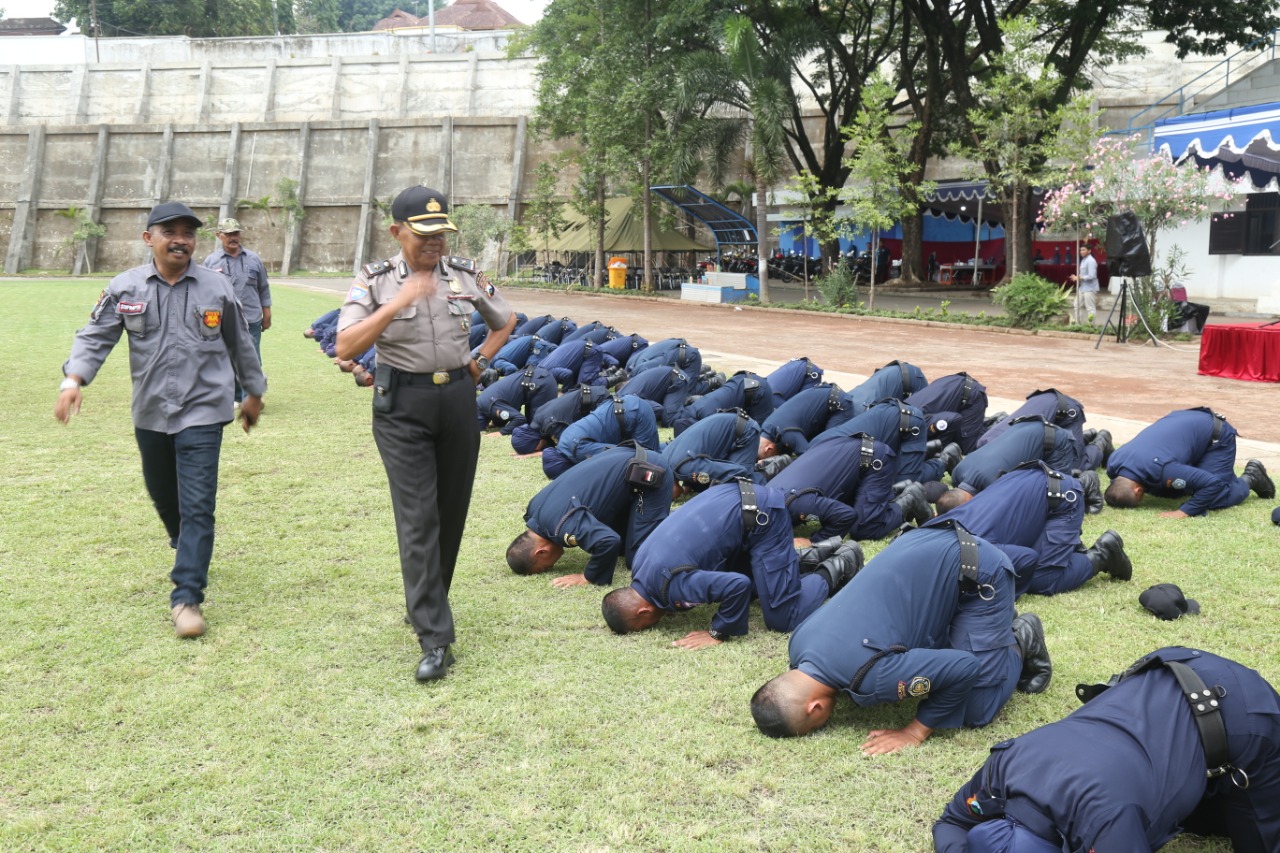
336, 186, 515, 682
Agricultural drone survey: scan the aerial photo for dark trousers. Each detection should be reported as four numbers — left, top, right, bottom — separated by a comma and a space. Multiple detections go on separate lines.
134, 423, 224, 606
234, 320, 264, 403
373, 376, 480, 651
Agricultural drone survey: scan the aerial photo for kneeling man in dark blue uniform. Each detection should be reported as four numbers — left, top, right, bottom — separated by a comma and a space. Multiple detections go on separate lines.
750, 524, 1051, 754
933, 647, 1280, 852
508, 445, 676, 588
601, 482, 862, 649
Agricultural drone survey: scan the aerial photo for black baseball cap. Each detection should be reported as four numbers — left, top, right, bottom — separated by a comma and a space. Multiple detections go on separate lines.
1271, 505, 1280, 525
391, 186, 459, 236
146, 201, 203, 229
1139, 583, 1200, 620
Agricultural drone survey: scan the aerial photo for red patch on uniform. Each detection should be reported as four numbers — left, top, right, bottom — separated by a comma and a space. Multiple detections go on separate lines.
117, 301, 146, 315
202, 310, 222, 328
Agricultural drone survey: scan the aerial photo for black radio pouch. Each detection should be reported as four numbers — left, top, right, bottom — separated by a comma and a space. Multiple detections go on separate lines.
624, 446, 663, 490
372, 363, 396, 414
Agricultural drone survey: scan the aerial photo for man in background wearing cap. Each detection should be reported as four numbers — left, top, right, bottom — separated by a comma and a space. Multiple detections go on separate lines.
55, 201, 266, 639
203, 218, 272, 406
934, 646, 1280, 852
336, 186, 515, 683
1104, 407, 1274, 517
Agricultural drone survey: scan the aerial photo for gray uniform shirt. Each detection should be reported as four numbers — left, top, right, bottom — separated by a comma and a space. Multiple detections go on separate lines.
63, 260, 267, 433
1077, 253, 1099, 292
337, 253, 512, 373
202, 247, 272, 324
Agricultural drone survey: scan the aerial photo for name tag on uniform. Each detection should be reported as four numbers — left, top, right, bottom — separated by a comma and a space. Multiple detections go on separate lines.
118, 301, 147, 315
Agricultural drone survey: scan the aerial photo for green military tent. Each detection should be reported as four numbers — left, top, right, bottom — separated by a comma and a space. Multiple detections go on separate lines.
526, 197, 713, 252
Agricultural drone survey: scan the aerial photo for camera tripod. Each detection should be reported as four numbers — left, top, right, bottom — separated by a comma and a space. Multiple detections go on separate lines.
1095, 277, 1160, 349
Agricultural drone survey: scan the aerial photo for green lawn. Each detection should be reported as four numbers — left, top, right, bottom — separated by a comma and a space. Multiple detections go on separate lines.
2, 280, 1274, 851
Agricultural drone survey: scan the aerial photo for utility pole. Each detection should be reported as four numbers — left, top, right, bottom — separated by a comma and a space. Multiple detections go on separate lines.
91, 0, 100, 62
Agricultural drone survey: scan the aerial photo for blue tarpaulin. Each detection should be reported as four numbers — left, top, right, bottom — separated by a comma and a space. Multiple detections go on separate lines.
1153, 101, 1280, 187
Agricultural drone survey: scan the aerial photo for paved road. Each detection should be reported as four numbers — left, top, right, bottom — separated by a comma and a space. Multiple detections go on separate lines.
287, 277, 1279, 469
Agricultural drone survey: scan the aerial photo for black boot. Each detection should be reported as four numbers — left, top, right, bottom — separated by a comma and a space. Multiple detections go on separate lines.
1091, 429, 1114, 468
705, 372, 727, 391
1086, 530, 1132, 581
1077, 470, 1104, 515
1011, 613, 1052, 694
756, 453, 795, 480
938, 442, 964, 474
798, 535, 845, 573
925, 439, 942, 457
893, 482, 935, 526
1082, 428, 1097, 444
817, 542, 865, 595
1243, 459, 1276, 499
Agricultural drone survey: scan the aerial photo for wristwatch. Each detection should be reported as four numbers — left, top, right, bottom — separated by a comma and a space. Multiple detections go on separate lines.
474, 354, 490, 370
59, 378, 81, 392
707, 627, 729, 642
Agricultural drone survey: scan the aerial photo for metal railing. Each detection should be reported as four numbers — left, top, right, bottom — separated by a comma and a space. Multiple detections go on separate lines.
1122, 29, 1279, 144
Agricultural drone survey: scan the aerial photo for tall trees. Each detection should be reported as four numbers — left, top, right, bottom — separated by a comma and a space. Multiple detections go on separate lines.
55, 0, 293, 36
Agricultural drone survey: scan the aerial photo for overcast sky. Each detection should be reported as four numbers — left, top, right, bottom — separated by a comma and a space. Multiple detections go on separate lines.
3, 0, 547, 26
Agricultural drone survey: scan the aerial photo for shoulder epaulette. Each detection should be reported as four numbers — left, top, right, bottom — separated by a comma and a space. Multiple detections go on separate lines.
362, 258, 395, 277
446, 255, 477, 272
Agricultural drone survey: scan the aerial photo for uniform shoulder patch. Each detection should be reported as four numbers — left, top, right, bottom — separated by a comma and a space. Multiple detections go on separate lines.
361, 259, 395, 278
445, 255, 476, 272
907, 676, 931, 698
347, 284, 369, 302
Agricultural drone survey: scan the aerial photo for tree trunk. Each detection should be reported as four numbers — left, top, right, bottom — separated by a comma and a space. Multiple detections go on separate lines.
1006, 186, 1035, 282
900, 212, 925, 284
594, 179, 605, 289
755, 177, 770, 303
868, 232, 879, 311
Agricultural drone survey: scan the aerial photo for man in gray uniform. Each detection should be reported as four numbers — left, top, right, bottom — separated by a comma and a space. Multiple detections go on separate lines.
202, 217, 272, 404
337, 186, 516, 683
55, 201, 266, 640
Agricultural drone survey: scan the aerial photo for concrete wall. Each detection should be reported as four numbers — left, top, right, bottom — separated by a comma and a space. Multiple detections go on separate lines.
2, 116, 551, 274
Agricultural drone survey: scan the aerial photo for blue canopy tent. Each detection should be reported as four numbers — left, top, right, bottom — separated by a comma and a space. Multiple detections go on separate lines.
648, 185, 757, 263
1153, 101, 1280, 187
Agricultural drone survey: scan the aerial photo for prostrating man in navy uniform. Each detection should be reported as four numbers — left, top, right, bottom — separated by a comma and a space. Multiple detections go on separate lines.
931, 462, 1131, 597
671, 371, 774, 436
977, 387, 1112, 471
811, 397, 952, 484
513, 313, 555, 337
1105, 407, 1274, 517
475, 365, 558, 435
614, 364, 689, 427
845, 360, 927, 413
509, 384, 610, 456
626, 337, 701, 378
933, 647, 1280, 853
537, 337, 612, 390
56, 201, 267, 640
541, 394, 661, 478
758, 384, 849, 459
770, 433, 934, 541
661, 410, 763, 493
601, 482, 863, 649
507, 445, 676, 588
336, 185, 515, 681
562, 320, 615, 344
765, 357, 824, 407
489, 332, 541, 376
750, 524, 1051, 753
533, 316, 577, 344
596, 331, 648, 366
908, 372, 988, 453
940, 417, 1099, 513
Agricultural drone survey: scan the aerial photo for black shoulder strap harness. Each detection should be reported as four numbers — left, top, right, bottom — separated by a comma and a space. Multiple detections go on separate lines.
959, 375, 976, 408
736, 478, 767, 532
1043, 422, 1059, 457
852, 432, 881, 470
1044, 468, 1064, 511
1076, 653, 1244, 786
827, 385, 845, 413
893, 361, 911, 395
611, 395, 627, 433
1211, 410, 1225, 444
884, 398, 919, 437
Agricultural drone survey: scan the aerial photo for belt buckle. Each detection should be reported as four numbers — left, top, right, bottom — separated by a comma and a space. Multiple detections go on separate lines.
432, 370, 451, 385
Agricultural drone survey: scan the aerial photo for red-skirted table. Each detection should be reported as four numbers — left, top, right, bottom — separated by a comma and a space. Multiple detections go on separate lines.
1198, 322, 1280, 382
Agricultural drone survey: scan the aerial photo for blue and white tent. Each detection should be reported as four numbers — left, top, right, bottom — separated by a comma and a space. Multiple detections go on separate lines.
1153, 100, 1280, 187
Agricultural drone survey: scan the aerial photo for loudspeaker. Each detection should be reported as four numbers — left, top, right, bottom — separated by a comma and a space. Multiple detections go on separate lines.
1104, 211, 1153, 277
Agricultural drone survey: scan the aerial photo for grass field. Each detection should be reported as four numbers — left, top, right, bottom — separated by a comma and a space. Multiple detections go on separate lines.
2, 280, 1275, 852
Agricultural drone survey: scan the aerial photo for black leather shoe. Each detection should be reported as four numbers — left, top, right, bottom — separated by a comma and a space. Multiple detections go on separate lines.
415, 645, 455, 682
938, 442, 964, 474
1077, 470, 1104, 515
1082, 428, 1097, 444
1011, 613, 1052, 694
798, 535, 845, 573
1244, 459, 1275, 499
1086, 530, 1132, 581
817, 542, 864, 595
1091, 429, 1114, 467
894, 481, 935, 526
756, 453, 795, 480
